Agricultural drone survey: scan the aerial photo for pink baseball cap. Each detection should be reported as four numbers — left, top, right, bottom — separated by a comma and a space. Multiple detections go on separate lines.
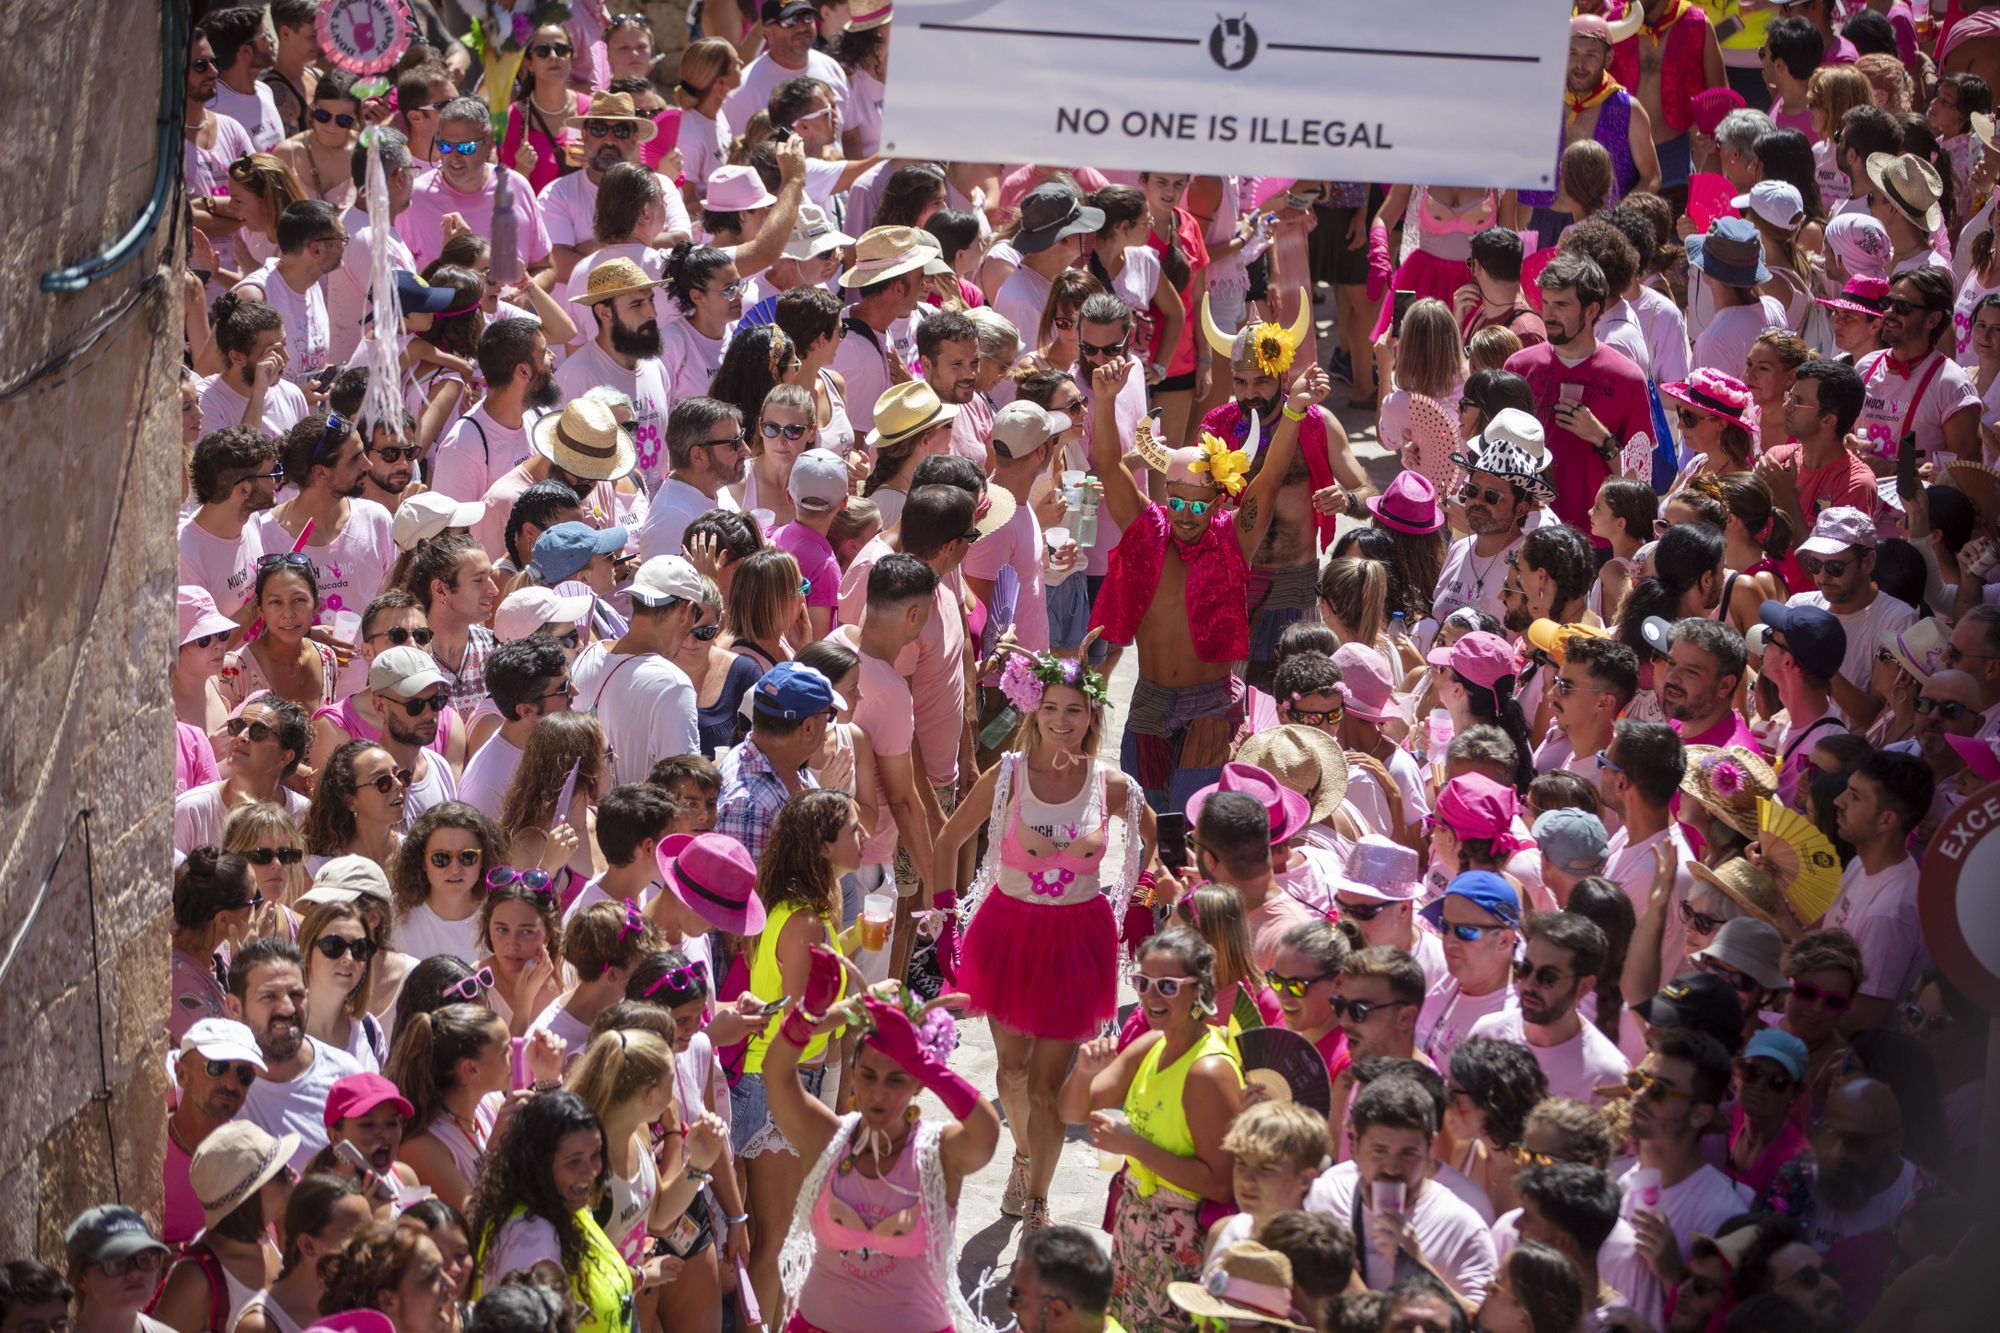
1434, 773, 1521, 843
1425, 630, 1518, 698
179, 585, 238, 647
1798, 505, 1877, 556
1332, 643, 1405, 724
1185, 762, 1311, 846
322, 1073, 414, 1128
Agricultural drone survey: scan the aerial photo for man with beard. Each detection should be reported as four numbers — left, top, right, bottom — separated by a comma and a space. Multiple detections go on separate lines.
1600, 720, 1699, 981
1536, 635, 1638, 834
355, 402, 420, 514
398, 97, 553, 271
161, 1018, 267, 1245
1619, 1028, 1751, 1290
368, 647, 459, 819
478, 391, 645, 567
254, 414, 396, 641
1729, 1217, 1851, 1328
1786, 507, 1915, 730
1328, 947, 1428, 1150
407, 533, 500, 715
1802, 1078, 1918, 1257
1606, 0, 1727, 202
1432, 410, 1548, 631
1756, 360, 1877, 545
1758, 602, 1851, 806
1470, 912, 1630, 1104
1086, 353, 1326, 856
541, 91, 689, 285
918, 310, 991, 466
432, 318, 560, 504
1913, 668, 1985, 816
1661, 619, 1758, 752
556, 258, 673, 493
637, 398, 746, 560
1850, 269, 1981, 465
1304, 1077, 1496, 1300
183, 31, 259, 236
225, 934, 363, 1170
180, 426, 282, 621
1196, 292, 1370, 691
201, 6, 285, 151
1504, 253, 1654, 530
202, 297, 311, 437
1549, 14, 1661, 215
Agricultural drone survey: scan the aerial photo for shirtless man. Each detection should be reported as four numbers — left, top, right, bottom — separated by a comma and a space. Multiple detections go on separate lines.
1088, 355, 1332, 859
1607, 0, 1726, 199
1562, 14, 1664, 205
1197, 291, 1370, 691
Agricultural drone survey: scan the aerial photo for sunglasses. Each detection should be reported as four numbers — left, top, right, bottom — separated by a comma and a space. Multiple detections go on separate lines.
243, 846, 303, 867
585, 119, 641, 139
704, 280, 748, 301
224, 717, 277, 743
1052, 316, 1077, 331
437, 139, 482, 156
188, 631, 229, 650
313, 935, 379, 963
1915, 695, 1970, 719
444, 965, 496, 1001
700, 430, 748, 451
1881, 296, 1930, 316
1678, 900, 1722, 935
771, 12, 816, 26
1080, 338, 1129, 358
1512, 958, 1571, 989
257, 551, 316, 574
94, 1250, 167, 1279
393, 692, 449, 717
692, 622, 723, 641
368, 625, 435, 648
1337, 899, 1392, 922
203, 1058, 259, 1086
369, 443, 419, 464
1780, 1263, 1829, 1292
312, 108, 359, 128
191, 57, 218, 72
1733, 1057, 1796, 1093
1331, 996, 1409, 1023
1456, 481, 1509, 507
761, 420, 811, 441
1800, 555, 1852, 578
531, 41, 574, 57
430, 849, 483, 869
1166, 497, 1212, 516
362, 769, 410, 795
485, 866, 554, 893
1509, 1146, 1568, 1169
1697, 958, 1760, 994
644, 957, 710, 998
1627, 1067, 1695, 1103
1127, 972, 1197, 998
1283, 702, 1344, 727
1595, 748, 1627, 776
1675, 408, 1706, 429
1901, 1002, 1953, 1033
1790, 978, 1854, 1012
1263, 969, 1335, 998
1442, 918, 1514, 942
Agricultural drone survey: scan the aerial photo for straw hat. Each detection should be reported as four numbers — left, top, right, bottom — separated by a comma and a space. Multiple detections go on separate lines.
839, 225, 954, 288
1864, 152, 1945, 233
567, 256, 665, 306
1167, 1243, 1311, 1330
1881, 617, 1950, 685
191, 1122, 300, 1228
1234, 725, 1348, 826
567, 90, 659, 141
970, 484, 1017, 540
865, 380, 959, 451
1679, 745, 1778, 841
532, 396, 638, 482
1690, 857, 1783, 926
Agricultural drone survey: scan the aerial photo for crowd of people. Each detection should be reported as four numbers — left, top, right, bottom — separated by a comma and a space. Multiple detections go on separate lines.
83, 0, 2000, 1331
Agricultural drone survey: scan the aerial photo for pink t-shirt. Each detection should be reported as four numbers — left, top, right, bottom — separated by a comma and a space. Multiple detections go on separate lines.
184, 112, 258, 202
399, 165, 554, 271
948, 391, 995, 466
176, 722, 220, 798
960, 493, 1049, 652
178, 513, 268, 616
1467, 1008, 1631, 1105
906, 566, 967, 789
832, 624, 914, 867
252, 499, 397, 635
162, 1131, 204, 1246
658, 317, 726, 407
1853, 348, 1982, 462
199, 372, 310, 438
775, 522, 840, 610
1417, 977, 1519, 1072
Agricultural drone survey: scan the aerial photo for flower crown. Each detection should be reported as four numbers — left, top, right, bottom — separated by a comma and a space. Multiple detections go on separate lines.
998, 649, 1110, 713
1189, 431, 1252, 496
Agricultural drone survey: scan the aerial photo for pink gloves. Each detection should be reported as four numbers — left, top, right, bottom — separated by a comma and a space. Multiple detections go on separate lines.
1366, 223, 1393, 303
861, 998, 980, 1122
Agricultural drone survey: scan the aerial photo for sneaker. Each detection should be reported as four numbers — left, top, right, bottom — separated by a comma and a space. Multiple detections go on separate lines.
1000, 1154, 1031, 1218
1020, 1197, 1053, 1236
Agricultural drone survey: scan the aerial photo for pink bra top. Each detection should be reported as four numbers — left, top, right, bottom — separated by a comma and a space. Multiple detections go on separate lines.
997, 759, 1111, 905
1422, 189, 1499, 236
809, 1143, 928, 1261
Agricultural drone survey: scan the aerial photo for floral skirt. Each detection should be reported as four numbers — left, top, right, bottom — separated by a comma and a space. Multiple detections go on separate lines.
1108, 1184, 1204, 1333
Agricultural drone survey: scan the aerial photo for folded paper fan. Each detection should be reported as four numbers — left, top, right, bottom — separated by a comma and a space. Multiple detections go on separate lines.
1755, 798, 1842, 925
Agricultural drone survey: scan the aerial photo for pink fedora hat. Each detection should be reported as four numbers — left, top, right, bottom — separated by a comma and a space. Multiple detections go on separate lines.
1186, 761, 1312, 845
657, 833, 765, 935
1367, 469, 1446, 535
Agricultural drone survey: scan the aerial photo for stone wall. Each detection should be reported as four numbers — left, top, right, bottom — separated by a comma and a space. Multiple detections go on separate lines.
0, 0, 181, 1260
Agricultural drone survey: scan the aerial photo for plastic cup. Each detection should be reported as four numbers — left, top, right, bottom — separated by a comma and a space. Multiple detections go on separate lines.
327, 609, 362, 644
750, 508, 776, 537
1045, 525, 1071, 552
1371, 1179, 1406, 1215
1629, 1167, 1662, 1210
1061, 469, 1087, 490
859, 892, 894, 952
1095, 1109, 1128, 1171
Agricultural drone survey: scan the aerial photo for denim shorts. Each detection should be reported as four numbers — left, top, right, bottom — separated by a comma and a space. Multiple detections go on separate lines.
1047, 574, 1110, 664
729, 1063, 827, 1158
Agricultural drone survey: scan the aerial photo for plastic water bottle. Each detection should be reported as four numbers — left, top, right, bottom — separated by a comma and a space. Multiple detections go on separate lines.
1390, 611, 1407, 643
1076, 481, 1100, 548
978, 705, 1021, 750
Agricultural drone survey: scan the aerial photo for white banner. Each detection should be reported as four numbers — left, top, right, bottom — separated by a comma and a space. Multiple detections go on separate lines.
877, 0, 1572, 191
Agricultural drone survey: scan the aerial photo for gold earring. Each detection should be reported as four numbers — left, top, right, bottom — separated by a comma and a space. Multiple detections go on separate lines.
905, 1104, 920, 1124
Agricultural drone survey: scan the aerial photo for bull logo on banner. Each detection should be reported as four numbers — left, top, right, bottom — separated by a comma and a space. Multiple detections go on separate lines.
1209, 13, 1258, 70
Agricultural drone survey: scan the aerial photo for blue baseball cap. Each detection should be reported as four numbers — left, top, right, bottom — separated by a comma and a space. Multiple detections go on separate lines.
1419, 870, 1521, 930
752, 662, 848, 721
530, 522, 627, 585
1758, 600, 1847, 682
395, 269, 458, 315
1742, 1028, 1808, 1083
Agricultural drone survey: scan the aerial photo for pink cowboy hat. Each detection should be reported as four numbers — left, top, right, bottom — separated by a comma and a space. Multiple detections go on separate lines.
1185, 761, 1312, 845
1367, 469, 1446, 535
1660, 368, 1752, 429
657, 833, 765, 935
1816, 273, 1890, 319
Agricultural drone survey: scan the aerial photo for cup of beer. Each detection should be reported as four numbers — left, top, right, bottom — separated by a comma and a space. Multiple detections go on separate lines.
859, 893, 894, 952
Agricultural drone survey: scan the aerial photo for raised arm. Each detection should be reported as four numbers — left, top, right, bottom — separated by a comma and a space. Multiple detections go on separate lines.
1090, 357, 1151, 529
730, 136, 807, 280
1236, 365, 1331, 559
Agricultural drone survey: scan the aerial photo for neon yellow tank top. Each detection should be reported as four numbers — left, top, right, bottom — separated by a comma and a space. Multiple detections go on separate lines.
478, 1207, 634, 1333
1697, 0, 1771, 53
1121, 1026, 1242, 1199
743, 898, 846, 1074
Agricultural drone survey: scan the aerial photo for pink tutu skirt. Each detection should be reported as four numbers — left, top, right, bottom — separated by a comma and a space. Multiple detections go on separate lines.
959, 890, 1118, 1042
1370, 247, 1472, 339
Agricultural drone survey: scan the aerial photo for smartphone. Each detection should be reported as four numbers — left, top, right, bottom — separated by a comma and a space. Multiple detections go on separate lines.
771, 126, 793, 143
312, 364, 342, 391
1391, 289, 1417, 338
752, 995, 795, 1017
333, 1140, 401, 1199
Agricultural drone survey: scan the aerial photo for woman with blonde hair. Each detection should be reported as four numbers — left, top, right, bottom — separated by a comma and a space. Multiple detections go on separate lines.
1317, 556, 1394, 663
222, 151, 306, 283
673, 38, 743, 210
1856, 52, 1913, 114
223, 800, 308, 928
497, 712, 606, 895
1163, 884, 1280, 1030
1467, 323, 1523, 374
1808, 65, 1876, 209
1377, 296, 1466, 474
724, 547, 808, 671
299, 898, 390, 1070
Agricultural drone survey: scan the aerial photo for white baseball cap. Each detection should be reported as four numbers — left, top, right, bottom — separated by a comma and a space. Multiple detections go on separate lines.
494, 585, 594, 643
1730, 179, 1806, 231
1798, 504, 1877, 557
629, 555, 705, 608
391, 492, 484, 552
991, 400, 1071, 460
177, 1018, 268, 1069
368, 645, 449, 696
298, 855, 393, 908
787, 448, 851, 513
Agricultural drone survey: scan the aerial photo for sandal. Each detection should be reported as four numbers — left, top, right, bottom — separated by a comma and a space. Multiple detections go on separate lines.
1000, 1153, 1031, 1218
1020, 1196, 1053, 1236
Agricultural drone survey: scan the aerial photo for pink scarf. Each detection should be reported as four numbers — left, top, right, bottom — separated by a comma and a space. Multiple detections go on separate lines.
1089, 505, 1250, 663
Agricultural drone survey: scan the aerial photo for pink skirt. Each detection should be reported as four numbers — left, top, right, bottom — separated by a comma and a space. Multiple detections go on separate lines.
1370, 247, 1472, 339
959, 889, 1118, 1042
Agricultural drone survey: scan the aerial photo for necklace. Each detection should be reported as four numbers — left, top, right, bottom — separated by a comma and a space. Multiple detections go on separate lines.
1465, 543, 1506, 599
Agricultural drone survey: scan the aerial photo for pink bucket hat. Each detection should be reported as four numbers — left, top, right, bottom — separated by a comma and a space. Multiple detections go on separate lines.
657, 832, 765, 935
1433, 773, 1527, 852
1332, 642, 1405, 724
1186, 761, 1312, 845
1425, 630, 1518, 703
1660, 368, 1752, 429
1367, 470, 1446, 535
703, 164, 777, 212
179, 585, 239, 646
1948, 733, 2000, 784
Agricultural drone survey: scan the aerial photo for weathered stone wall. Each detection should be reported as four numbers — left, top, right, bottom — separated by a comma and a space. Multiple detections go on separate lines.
0, 0, 182, 1260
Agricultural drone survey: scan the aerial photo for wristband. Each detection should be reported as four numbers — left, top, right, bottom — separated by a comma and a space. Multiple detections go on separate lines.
723, 1212, 750, 1226
1282, 404, 1307, 422
531, 1078, 560, 1093
779, 1009, 819, 1048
